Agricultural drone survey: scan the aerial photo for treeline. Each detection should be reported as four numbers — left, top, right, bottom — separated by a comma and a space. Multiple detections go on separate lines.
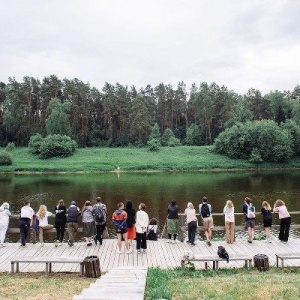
0, 75, 300, 147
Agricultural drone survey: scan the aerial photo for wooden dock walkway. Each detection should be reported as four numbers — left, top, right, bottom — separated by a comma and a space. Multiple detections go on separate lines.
1, 237, 300, 273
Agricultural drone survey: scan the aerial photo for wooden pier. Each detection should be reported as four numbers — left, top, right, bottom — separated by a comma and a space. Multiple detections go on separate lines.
1, 237, 300, 273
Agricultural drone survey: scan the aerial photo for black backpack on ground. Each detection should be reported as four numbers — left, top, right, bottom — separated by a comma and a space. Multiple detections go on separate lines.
218, 246, 229, 263
201, 203, 210, 218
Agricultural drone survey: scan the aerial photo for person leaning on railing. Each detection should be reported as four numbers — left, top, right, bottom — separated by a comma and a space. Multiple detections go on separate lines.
19, 201, 35, 247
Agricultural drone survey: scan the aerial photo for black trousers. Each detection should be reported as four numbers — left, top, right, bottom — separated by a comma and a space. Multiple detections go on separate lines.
19, 219, 30, 246
95, 224, 106, 245
55, 220, 66, 242
188, 220, 197, 243
136, 232, 147, 250
279, 217, 291, 242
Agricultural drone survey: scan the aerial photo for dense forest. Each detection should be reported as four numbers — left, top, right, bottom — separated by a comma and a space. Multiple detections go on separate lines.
0, 75, 299, 148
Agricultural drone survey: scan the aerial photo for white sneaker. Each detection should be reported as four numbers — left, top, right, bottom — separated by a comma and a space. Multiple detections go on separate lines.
117, 250, 122, 254
126, 249, 132, 254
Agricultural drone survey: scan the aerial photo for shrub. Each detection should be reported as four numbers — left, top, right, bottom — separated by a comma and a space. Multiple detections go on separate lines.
0, 151, 12, 165
39, 135, 77, 159
147, 138, 161, 151
214, 120, 293, 162
185, 123, 202, 145
5, 142, 15, 152
167, 136, 181, 147
28, 134, 44, 154
161, 128, 177, 147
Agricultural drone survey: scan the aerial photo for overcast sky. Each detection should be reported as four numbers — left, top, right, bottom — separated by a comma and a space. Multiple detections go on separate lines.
1, 0, 299, 95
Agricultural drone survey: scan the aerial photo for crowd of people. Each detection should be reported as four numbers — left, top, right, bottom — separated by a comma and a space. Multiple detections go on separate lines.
0, 196, 293, 252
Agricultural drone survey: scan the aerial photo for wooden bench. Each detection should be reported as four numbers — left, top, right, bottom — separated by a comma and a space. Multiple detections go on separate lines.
11, 256, 85, 274
275, 253, 300, 268
181, 253, 252, 270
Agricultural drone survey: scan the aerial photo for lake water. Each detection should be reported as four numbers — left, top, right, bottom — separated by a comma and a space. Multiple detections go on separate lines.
2, 171, 300, 241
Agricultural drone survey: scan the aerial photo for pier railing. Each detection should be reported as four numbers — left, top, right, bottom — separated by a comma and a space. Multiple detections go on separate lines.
6, 211, 300, 243
160, 212, 300, 242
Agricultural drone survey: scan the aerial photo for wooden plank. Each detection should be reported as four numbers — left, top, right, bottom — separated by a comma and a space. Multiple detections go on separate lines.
3, 238, 300, 273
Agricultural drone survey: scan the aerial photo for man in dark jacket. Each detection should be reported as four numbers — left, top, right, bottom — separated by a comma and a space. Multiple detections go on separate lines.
67, 201, 81, 246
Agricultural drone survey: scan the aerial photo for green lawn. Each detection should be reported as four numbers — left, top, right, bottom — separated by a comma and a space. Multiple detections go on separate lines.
145, 267, 300, 300
2, 146, 300, 173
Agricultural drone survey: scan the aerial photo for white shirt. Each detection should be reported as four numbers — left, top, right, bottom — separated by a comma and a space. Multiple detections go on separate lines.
20, 205, 35, 219
223, 206, 235, 222
0, 209, 11, 225
135, 210, 149, 233
38, 211, 52, 227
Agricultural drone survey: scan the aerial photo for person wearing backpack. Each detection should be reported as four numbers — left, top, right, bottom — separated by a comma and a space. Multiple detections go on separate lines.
92, 197, 107, 246
199, 196, 214, 246
242, 197, 255, 243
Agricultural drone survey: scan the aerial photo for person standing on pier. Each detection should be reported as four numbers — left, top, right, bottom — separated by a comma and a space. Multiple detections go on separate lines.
199, 197, 214, 246
273, 199, 291, 244
223, 200, 235, 244
112, 202, 131, 254
135, 203, 149, 253
243, 197, 255, 243
124, 200, 136, 247
0, 202, 11, 247
167, 200, 179, 243
36, 205, 54, 246
92, 197, 107, 246
54, 199, 66, 245
19, 201, 35, 247
81, 200, 94, 246
185, 202, 197, 246
261, 201, 273, 243
66, 201, 81, 247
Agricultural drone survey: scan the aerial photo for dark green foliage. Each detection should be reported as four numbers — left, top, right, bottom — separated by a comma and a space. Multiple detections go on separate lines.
161, 128, 180, 147
149, 123, 161, 140
248, 148, 263, 163
185, 123, 202, 145
5, 142, 15, 152
0, 151, 12, 165
38, 135, 77, 159
147, 138, 161, 151
167, 136, 181, 147
280, 120, 300, 155
28, 134, 44, 154
214, 120, 293, 162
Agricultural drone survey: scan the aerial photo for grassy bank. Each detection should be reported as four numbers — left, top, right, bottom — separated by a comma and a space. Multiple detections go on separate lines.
0, 272, 94, 300
145, 267, 300, 300
2, 146, 300, 173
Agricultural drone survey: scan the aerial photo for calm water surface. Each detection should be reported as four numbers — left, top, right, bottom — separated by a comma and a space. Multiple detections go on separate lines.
2, 171, 300, 240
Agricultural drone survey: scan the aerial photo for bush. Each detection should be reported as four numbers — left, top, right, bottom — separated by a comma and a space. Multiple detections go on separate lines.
167, 136, 181, 147
0, 151, 12, 165
147, 138, 161, 151
5, 142, 15, 152
39, 135, 77, 159
161, 128, 177, 147
185, 124, 202, 145
28, 134, 44, 154
214, 120, 293, 162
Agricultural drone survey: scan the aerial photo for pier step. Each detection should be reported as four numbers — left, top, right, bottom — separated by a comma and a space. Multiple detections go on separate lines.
72, 267, 148, 300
